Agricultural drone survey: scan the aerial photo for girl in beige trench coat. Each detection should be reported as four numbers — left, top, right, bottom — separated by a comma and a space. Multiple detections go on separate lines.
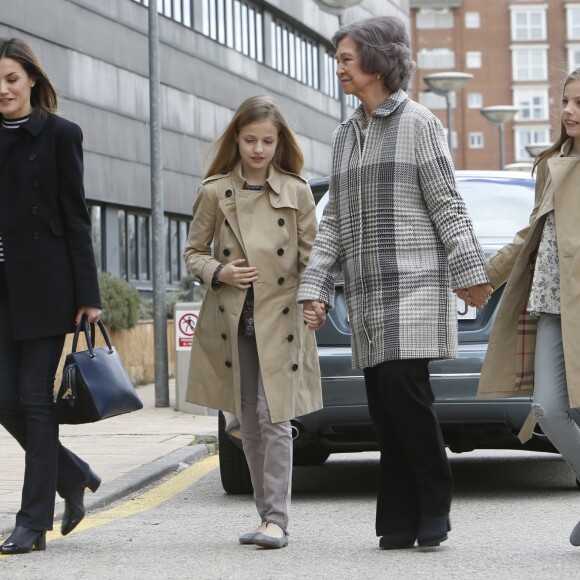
183, 96, 321, 549
461, 69, 580, 547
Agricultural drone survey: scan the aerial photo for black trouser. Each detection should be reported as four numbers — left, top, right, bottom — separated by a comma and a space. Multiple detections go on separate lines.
364, 358, 452, 537
0, 276, 92, 531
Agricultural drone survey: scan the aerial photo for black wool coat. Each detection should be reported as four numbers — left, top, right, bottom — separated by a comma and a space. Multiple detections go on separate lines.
0, 109, 101, 341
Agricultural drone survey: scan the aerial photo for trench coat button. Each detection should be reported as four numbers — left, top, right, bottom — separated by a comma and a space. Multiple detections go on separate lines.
278, 218, 285, 226
32, 232, 39, 240
224, 219, 230, 227
32, 179, 40, 188
282, 307, 290, 314
31, 206, 38, 214
29, 153, 37, 161
225, 189, 232, 198
277, 248, 284, 256
225, 361, 232, 368
221, 333, 227, 340
219, 305, 225, 312
277, 277, 285, 285
291, 363, 298, 371
223, 249, 230, 257
287, 334, 294, 342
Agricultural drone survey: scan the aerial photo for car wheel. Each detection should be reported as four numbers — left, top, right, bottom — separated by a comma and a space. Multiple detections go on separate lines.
218, 411, 253, 495
293, 447, 331, 466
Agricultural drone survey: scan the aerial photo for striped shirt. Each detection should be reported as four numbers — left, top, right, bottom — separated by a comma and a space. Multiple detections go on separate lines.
0, 115, 30, 262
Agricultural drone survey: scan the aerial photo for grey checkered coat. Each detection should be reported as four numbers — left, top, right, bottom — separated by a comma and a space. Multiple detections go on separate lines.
297, 90, 489, 370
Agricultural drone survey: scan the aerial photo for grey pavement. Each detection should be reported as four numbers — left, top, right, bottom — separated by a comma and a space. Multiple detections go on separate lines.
0, 380, 218, 535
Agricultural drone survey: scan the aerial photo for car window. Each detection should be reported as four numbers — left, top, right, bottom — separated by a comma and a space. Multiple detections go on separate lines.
457, 177, 535, 238
314, 174, 536, 239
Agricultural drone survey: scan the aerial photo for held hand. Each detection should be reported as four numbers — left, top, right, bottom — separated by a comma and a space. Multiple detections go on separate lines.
454, 283, 493, 309
75, 306, 102, 326
218, 258, 259, 289
302, 300, 327, 331
453, 288, 470, 303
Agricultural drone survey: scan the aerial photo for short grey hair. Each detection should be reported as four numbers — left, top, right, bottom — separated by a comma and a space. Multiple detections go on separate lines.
332, 16, 416, 93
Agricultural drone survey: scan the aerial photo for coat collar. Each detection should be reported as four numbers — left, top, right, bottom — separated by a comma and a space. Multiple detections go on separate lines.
559, 137, 577, 157
19, 108, 49, 137
230, 162, 284, 195
350, 89, 408, 127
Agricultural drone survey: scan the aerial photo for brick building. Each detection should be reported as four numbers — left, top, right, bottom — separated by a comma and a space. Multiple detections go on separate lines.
410, 0, 580, 170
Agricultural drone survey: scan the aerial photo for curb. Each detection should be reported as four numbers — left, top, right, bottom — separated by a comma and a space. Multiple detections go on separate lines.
0, 442, 217, 536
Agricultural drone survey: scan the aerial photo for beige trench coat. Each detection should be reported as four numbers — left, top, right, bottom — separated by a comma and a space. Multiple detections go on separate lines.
478, 141, 580, 416
183, 164, 322, 424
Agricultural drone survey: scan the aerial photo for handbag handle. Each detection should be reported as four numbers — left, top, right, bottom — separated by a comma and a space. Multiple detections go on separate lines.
71, 315, 114, 357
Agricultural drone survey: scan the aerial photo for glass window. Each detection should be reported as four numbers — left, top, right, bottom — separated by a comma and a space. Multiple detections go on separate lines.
87, 204, 103, 271
467, 92, 483, 109
127, 214, 137, 281
568, 7, 580, 40
118, 209, 127, 279
417, 49, 455, 70
465, 12, 480, 29
515, 127, 551, 161
416, 8, 453, 29
138, 215, 150, 281
469, 132, 484, 149
511, 8, 547, 41
514, 89, 549, 121
569, 45, 580, 70
513, 48, 548, 81
466, 51, 482, 69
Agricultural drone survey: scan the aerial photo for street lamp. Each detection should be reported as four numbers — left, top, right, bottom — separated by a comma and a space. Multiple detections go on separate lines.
480, 105, 519, 169
423, 72, 473, 155
525, 142, 552, 158
314, 0, 364, 121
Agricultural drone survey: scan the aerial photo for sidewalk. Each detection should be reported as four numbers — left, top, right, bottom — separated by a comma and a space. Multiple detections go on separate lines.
0, 380, 218, 535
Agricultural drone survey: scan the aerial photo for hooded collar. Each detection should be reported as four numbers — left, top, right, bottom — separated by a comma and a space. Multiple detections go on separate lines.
230, 161, 282, 195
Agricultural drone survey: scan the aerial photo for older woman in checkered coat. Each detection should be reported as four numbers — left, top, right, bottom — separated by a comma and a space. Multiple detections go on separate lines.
298, 17, 491, 551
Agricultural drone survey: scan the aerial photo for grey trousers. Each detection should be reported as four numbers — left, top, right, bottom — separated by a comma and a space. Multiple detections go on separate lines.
533, 314, 580, 478
238, 335, 292, 532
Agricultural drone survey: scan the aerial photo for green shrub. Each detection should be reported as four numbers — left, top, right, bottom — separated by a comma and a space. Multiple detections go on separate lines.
98, 272, 141, 331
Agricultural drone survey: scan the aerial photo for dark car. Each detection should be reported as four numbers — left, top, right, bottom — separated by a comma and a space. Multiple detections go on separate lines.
218, 170, 549, 495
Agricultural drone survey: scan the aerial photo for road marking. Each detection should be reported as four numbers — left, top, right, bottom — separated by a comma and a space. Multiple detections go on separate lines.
0, 455, 219, 556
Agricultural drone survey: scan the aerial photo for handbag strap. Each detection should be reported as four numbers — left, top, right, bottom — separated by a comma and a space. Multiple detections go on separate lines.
71, 315, 113, 356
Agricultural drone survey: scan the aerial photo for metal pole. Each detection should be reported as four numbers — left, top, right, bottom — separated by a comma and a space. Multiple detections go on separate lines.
445, 92, 453, 156
498, 123, 505, 169
149, 0, 169, 407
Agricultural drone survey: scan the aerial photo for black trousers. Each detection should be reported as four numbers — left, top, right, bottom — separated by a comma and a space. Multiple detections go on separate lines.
0, 278, 92, 531
364, 358, 452, 537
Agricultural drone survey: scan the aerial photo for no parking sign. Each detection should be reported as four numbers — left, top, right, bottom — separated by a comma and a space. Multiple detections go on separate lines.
175, 308, 199, 350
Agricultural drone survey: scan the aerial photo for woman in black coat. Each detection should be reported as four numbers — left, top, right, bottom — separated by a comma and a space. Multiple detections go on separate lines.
0, 38, 102, 554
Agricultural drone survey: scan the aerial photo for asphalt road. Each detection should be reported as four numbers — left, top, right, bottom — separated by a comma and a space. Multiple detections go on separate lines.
1, 450, 579, 579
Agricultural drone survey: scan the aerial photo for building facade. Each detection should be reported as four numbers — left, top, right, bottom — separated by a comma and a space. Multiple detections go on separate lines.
1, 0, 408, 291
410, 0, 578, 170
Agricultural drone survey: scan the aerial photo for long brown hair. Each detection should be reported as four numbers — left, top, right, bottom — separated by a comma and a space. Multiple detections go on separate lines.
533, 68, 580, 173
0, 37, 58, 114
204, 95, 304, 178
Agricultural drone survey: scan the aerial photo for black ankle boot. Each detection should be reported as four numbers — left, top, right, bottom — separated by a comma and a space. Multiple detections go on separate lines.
0, 526, 46, 554
379, 531, 416, 550
61, 469, 101, 536
417, 514, 451, 547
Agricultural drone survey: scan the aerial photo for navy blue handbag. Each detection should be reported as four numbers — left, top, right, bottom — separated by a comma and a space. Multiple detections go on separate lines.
56, 315, 143, 424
